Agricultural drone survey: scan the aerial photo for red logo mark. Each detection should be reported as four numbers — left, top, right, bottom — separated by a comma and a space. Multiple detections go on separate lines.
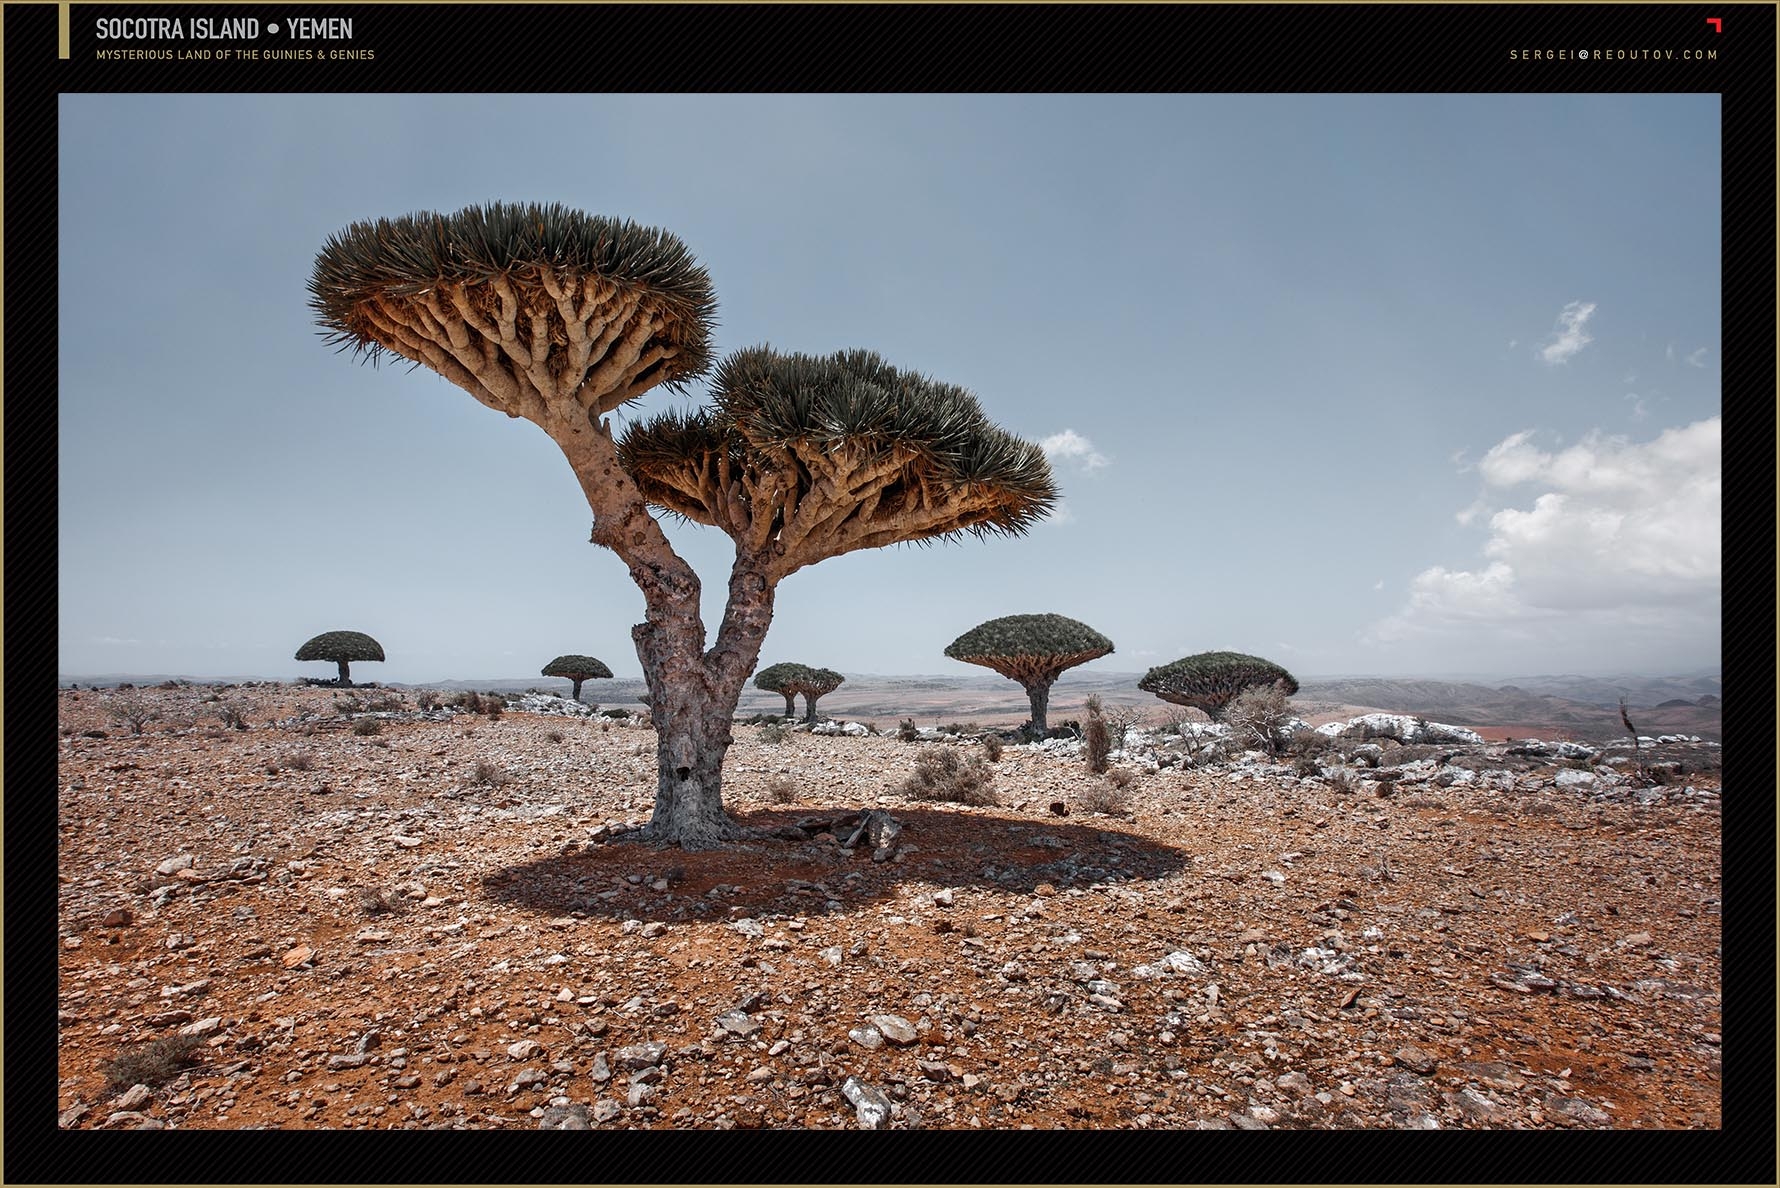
1705, 17, 1721, 32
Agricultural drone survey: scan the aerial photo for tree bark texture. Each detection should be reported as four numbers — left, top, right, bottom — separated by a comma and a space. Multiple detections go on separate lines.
336, 659, 352, 686
781, 693, 797, 718
1025, 680, 1054, 735
802, 693, 820, 725
570, 678, 585, 702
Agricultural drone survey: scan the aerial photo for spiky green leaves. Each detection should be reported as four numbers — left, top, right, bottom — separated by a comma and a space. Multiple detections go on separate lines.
619, 347, 1057, 577
944, 613, 1113, 691
310, 203, 717, 416
541, 654, 614, 681
295, 631, 385, 663
1138, 651, 1299, 720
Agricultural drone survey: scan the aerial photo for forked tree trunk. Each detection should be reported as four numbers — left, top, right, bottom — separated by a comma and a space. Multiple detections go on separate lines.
632, 558, 777, 849
336, 659, 352, 686
1025, 679, 1054, 736
802, 694, 820, 725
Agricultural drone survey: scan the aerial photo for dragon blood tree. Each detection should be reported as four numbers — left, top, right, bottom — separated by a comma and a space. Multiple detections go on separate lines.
312, 204, 1055, 847
1137, 651, 1299, 721
542, 654, 614, 702
752, 663, 844, 723
797, 667, 845, 724
754, 662, 814, 719
944, 613, 1113, 735
295, 630, 385, 686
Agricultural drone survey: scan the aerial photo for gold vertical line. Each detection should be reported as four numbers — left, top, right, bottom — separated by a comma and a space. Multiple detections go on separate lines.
60, 1, 72, 59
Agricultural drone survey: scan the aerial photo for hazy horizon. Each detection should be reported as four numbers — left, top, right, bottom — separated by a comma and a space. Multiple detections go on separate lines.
59, 95, 1721, 683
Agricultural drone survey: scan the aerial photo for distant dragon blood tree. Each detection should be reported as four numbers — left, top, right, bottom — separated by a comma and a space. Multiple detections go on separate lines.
754, 662, 844, 722
944, 613, 1113, 735
1138, 651, 1299, 721
312, 203, 1055, 847
295, 630, 385, 686
541, 654, 613, 702
798, 667, 845, 724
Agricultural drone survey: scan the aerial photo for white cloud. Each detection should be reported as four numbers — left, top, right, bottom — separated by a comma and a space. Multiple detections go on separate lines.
1454, 498, 1490, 526
1537, 301, 1596, 364
1366, 417, 1720, 650
1685, 347, 1709, 368
1040, 429, 1108, 472
1625, 393, 1648, 421
1372, 579, 1385, 592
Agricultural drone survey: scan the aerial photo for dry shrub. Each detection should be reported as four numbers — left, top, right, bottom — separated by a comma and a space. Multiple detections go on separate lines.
901, 748, 997, 806
1079, 777, 1131, 816
104, 693, 155, 736
758, 720, 788, 745
897, 718, 919, 743
414, 689, 441, 711
471, 760, 507, 786
1325, 767, 1356, 793
1083, 695, 1111, 774
104, 1034, 203, 1092
981, 734, 1005, 763
1224, 681, 1295, 757
545, 729, 566, 745
351, 717, 383, 737
285, 750, 317, 772
1107, 766, 1135, 790
766, 775, 799, 804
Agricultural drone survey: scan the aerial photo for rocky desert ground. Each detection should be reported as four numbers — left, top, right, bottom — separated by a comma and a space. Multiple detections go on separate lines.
56, 683, 1723, 1130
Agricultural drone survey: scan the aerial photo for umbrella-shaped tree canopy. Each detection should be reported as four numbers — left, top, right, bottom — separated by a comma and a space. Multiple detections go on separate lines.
1138, 651, 1299, 721
944, 614, 1113, 734
295, 630, 386, 687
620, 347, 1056, 580
753, 662, 845, 720
310, 202, 717, 420
541, 654, 614, 702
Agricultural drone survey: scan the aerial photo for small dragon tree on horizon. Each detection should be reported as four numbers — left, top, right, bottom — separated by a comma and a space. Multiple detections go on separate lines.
754, 662, 845, 722
944, 613, 1113, 736
311, 203, 1055, 848
295, 630, 385, 687
1138, 651, 1299, 721
541, 654, 613, 702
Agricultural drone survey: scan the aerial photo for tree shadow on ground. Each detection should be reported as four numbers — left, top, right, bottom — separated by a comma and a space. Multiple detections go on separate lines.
481, 807, 1190, 923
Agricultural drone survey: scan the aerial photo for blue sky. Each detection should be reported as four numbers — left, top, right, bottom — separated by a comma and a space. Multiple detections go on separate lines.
58, 94, 1721, 683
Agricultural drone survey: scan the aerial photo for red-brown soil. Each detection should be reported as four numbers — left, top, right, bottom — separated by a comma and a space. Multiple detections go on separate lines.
57, 685, 1722, 1130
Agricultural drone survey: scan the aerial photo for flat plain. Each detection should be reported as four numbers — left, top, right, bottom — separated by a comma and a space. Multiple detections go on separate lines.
57, 684, 1722, 1130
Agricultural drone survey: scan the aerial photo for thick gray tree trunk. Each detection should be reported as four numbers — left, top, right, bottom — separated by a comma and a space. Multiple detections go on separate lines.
336, 659, 352, 686
570, 678, 585, 702
781, 693, 797, 718
630, 557, 777, 849
1025, 680, 1053, 736
802, 694, 820, 725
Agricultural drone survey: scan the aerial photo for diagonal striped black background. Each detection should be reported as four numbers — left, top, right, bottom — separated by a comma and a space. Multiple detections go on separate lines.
10, 1, 1772, 1174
